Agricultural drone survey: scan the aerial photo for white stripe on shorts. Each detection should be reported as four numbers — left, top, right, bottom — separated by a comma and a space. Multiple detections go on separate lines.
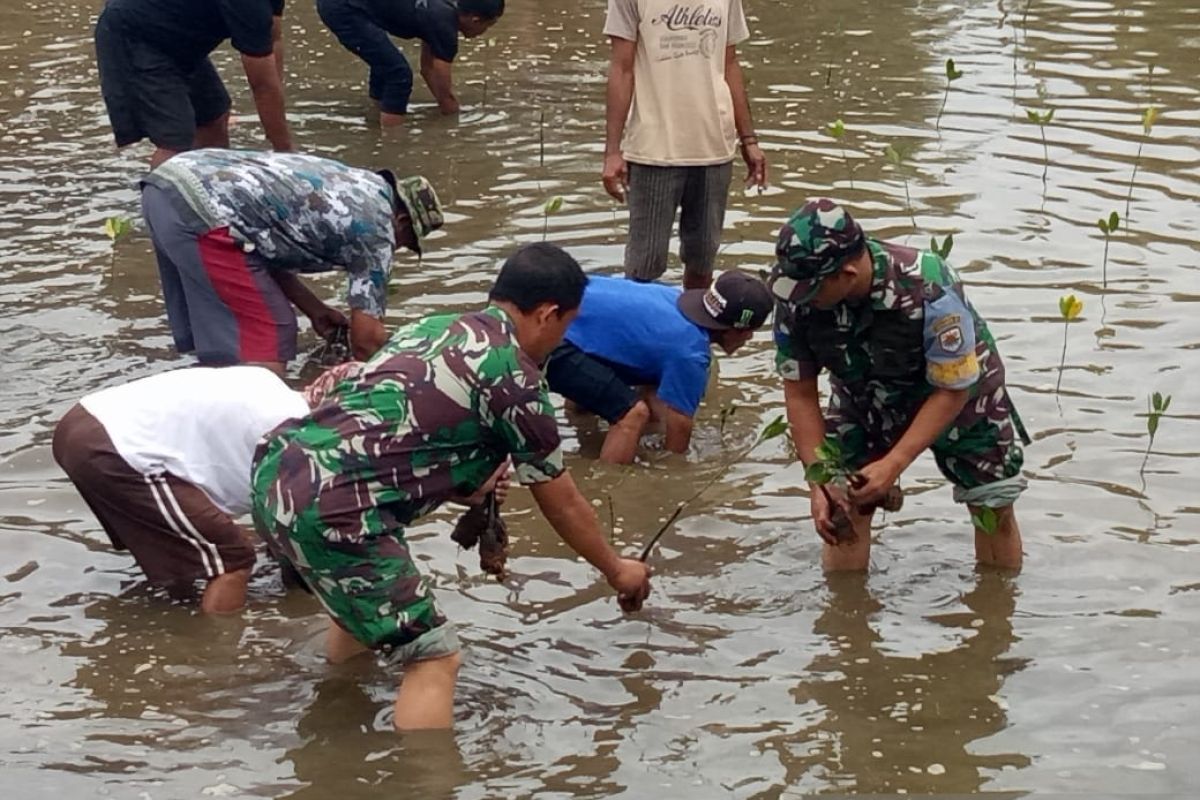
144, 475, 225, 578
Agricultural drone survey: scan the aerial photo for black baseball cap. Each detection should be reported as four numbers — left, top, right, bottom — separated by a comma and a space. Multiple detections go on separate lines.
677, 271, 774, 331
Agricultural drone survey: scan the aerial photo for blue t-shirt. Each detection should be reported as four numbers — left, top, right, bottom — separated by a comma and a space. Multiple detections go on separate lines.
565, 275, 712, 415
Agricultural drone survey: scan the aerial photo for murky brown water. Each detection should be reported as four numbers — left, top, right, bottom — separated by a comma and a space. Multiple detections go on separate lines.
1, 0, 1198, 796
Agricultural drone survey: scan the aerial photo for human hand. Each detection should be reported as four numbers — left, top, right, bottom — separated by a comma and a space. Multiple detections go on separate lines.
606, 557, 652, 612
847, 456, 904, 508
462, 460, 511, 506
602, 152, 629, 202
310, 305, 349, 340
810, 482, 852, 546
741, 143, 767, 190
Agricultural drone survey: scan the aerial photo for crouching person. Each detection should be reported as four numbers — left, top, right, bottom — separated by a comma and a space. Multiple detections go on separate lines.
52, 364, 354, 613
771, 199, 1031, 572
544, 271, 773, 463
250, 243, 653, 731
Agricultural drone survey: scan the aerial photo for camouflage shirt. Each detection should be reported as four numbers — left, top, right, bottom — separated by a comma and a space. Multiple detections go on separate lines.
143, 149, 398, 318
252, 306, 564, 543
775, 237, 1004, 411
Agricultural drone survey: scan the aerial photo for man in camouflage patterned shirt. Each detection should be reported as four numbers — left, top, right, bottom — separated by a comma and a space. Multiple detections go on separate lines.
251, 243, 653, 731
140, 148, 444, 373
771, 199, 1030, 572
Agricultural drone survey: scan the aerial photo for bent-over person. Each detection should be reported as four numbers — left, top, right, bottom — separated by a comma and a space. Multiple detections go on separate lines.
52, 365, 354, 613
251, 243, 652, 731
140, 148, 443, 374
771, 199, 1031, 572
544, 271, 772, 463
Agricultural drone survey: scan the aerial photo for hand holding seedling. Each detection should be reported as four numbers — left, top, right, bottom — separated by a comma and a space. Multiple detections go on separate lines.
602, 152, 629, 202
847, 456, 903, 507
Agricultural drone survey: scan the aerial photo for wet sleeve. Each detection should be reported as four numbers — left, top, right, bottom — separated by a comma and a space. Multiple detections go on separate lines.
219, 0, 276, 57
923, 288, 980, 390
487, 374, 565, 486
773, 301, 818, 381
603, 0, 639, 41
424, 3, 459, 62
345, 239, 395, 318
657, 352, 710, 417
728, 0, 750, 45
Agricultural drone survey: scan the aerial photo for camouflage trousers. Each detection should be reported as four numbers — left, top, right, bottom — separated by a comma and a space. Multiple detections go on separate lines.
251, 493, 458, 665
827, 379, 1027, 502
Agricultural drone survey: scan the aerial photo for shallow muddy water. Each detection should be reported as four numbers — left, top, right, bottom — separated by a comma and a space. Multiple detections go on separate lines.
1, 0, 1198, 797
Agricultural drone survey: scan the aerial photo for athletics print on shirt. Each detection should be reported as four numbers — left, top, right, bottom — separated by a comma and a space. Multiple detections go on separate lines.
650, 3, 724, 61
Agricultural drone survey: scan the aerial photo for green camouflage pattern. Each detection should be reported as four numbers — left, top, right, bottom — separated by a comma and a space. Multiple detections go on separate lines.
775, 237, 1029, 495
769, 198, 866, 305
250, 305, 564, 649
144, 149, 398, 318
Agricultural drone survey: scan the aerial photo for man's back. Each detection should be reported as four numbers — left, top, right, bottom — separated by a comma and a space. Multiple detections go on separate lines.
255, 307, 562, 539
105, 0, 283, 68
565, 275, 711, 415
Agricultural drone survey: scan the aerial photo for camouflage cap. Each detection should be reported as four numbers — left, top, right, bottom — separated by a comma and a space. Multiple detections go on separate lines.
768, 198, 865, 305
381, 172, 444, 255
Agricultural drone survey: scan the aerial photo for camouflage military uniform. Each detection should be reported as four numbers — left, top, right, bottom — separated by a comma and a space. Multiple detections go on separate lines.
251, 306, 564, 663
143, 149, 398, 317
775, 238, 1030, 505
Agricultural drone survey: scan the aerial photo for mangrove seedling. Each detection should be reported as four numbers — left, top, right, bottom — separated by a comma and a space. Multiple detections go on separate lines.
1140, 391, 1171, 475
542, 195, 563, 241
718, 401, 738, 443
884, 142, 918, 231
936, 57, 964, 131
827, 118, 853, 187
930, 234, 954, 260
971, 506, 1000, 536
804, 434, 902, 541
1024, 106, 1054, 183
639, 414, 790, 563
539, 109, 545, 167
1097, 210, 1119, 288
1055, 293, 1082, 394
104, 215, 133, 243
1125, 105, 1159, 221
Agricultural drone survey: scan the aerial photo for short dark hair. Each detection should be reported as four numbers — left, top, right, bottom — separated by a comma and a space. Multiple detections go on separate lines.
459, 0, 504, 20
489, 243, 587, 313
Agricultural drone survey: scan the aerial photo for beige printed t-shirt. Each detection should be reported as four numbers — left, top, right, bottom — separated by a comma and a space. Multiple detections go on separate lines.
605, 0, 750, 166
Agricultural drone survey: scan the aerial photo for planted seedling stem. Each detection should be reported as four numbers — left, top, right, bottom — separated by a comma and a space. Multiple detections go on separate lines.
1125, 106, 1158, 222
639, 415, 789, 562
1097, 210, 1119, 288
1055, 294, 1082, 394
539, 110, 545, 167
1140, 392, 1171, 475
936, 58, 964, 131
885, 143, 918, 232
542, 195, 563, 241
827, 119, 853, 187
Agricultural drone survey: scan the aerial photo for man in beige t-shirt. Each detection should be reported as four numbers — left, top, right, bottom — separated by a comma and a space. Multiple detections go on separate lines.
602, 0, 767, 290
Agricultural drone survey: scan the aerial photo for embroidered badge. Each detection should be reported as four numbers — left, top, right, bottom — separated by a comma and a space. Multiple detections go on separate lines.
938, 325, 965, 353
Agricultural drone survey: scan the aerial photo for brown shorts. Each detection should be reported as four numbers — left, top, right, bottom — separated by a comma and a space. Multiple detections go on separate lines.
52, 404, 255, 585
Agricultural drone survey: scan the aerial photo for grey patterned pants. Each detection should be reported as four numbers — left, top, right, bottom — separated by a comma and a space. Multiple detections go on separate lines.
623, 161, 733, 282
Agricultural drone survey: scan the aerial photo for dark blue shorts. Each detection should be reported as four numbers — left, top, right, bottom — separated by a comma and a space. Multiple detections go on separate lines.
317, 0, 414, 114
544, 342, 645, 424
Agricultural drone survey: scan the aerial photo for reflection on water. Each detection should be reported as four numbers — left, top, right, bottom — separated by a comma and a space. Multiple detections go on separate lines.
1, 0, 1198, 796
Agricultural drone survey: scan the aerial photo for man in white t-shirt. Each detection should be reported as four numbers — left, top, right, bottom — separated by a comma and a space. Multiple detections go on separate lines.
51, 364, 357, 613
602, 0, 767, 290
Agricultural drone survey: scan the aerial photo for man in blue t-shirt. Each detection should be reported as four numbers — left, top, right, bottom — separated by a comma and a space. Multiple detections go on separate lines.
544, 272, 773, 463
317, 0, 504, 124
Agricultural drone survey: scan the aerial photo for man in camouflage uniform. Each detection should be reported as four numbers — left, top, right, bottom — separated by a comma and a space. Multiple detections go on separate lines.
140, 148, 444, 373
251, 243, 653, 731
771, 199, 1030, 571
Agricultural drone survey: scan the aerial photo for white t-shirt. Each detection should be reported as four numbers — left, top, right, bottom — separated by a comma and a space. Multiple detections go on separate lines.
605, 0, 750, 166
79, 366, 309, 516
